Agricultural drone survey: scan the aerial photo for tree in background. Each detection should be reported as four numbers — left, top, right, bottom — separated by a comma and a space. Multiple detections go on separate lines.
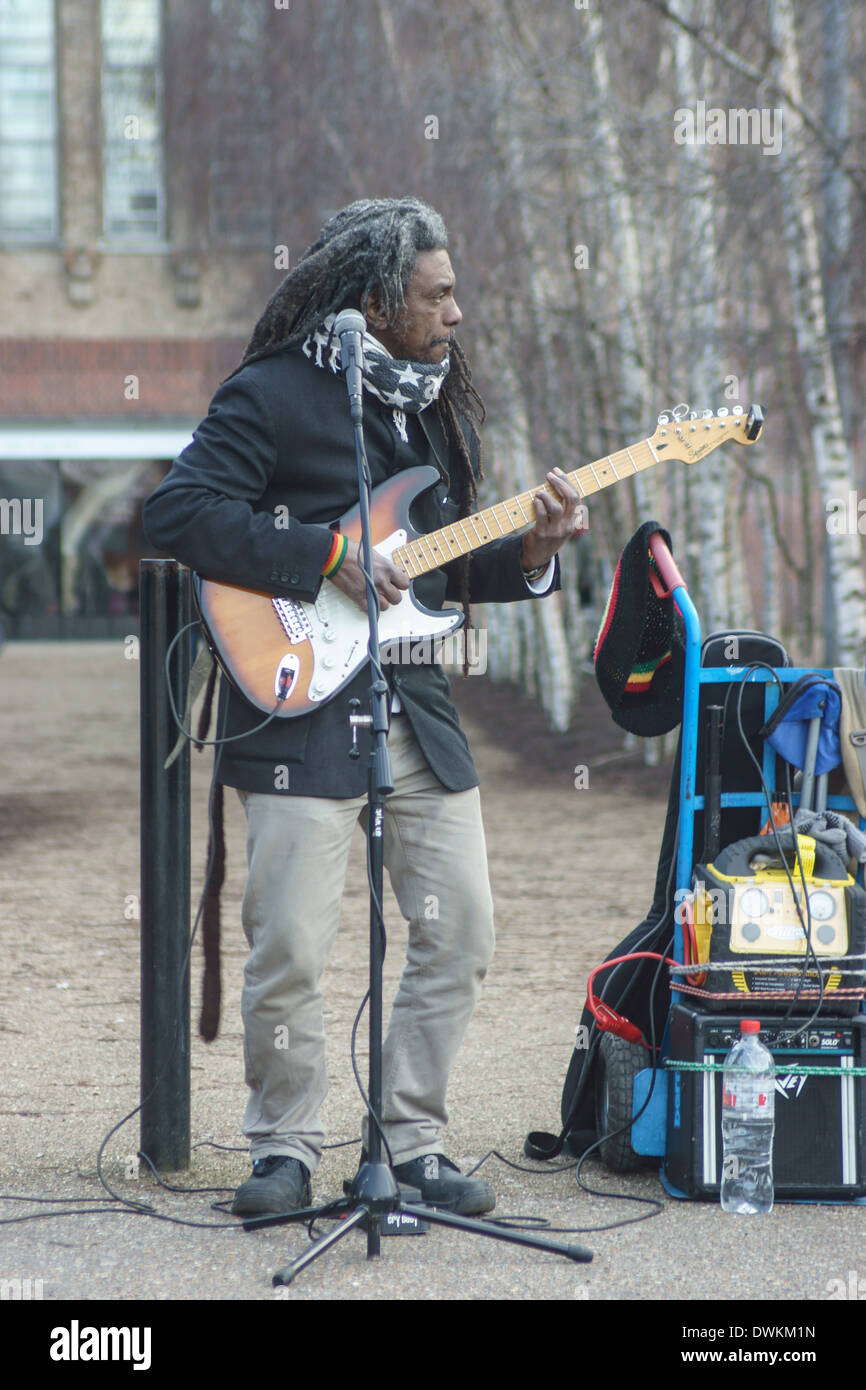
162, 0, 866, 724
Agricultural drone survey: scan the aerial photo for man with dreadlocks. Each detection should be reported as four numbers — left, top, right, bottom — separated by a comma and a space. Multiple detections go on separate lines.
143, 197, 581, 1219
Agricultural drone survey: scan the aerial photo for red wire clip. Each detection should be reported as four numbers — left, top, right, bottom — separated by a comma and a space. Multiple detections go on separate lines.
585, 951, 677, 1051
590, 1000, 646, 1045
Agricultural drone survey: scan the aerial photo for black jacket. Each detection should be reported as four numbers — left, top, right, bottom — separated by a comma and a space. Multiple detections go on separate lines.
142, 346, 560, 796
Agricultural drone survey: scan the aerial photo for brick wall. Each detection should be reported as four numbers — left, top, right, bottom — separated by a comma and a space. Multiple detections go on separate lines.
0, 338, 246, 419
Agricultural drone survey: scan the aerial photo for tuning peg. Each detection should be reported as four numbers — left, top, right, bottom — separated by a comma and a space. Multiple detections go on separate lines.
657, 410, 672, 425
701, 408, 713, 418
717, 407, 729, 417
672, 402, 690, 421
732, 405, 744, 415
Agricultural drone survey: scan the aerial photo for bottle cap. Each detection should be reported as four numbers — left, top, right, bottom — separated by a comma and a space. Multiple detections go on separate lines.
740, 1019, 761, 1034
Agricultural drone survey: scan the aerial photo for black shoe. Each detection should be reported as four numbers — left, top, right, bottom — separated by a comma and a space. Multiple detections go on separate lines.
231, 1155, 312, 1217
392, 1153, 496, 1216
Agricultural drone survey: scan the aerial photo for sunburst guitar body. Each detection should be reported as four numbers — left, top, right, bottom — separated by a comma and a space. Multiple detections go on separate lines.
194, 466, 462, 718
194, 403, 765, 718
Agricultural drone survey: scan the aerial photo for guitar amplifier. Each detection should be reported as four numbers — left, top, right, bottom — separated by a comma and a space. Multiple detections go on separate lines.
663, 1002, 866, 1199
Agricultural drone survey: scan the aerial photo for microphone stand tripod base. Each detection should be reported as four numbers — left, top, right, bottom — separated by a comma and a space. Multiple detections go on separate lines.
259, 1163, 407, 1287
260, 1187, 593, 1287
349, 1159, 399, 1208
345, 1169, 429, 1235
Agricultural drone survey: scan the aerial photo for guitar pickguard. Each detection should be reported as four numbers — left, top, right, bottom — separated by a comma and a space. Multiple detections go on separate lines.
270, 529, 462, 705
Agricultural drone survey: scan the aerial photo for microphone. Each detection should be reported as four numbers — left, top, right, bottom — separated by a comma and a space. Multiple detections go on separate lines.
333, 309, 367, 421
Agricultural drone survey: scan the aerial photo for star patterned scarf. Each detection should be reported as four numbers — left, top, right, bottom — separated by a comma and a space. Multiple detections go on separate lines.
302, 313, 450, 442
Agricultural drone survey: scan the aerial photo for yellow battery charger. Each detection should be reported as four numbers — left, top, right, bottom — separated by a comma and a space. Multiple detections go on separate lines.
690, 833, 866, 1011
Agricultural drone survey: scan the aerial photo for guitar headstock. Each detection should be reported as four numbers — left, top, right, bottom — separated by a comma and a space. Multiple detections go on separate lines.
649, 402, 765, 465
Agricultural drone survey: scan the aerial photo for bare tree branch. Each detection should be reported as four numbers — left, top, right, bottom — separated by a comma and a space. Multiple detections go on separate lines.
640, 0, 866, 201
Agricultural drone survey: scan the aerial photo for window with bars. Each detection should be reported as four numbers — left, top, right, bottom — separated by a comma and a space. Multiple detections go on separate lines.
207, 0, 274, 247
102, 0, 164, 244
0, 0, 58, 242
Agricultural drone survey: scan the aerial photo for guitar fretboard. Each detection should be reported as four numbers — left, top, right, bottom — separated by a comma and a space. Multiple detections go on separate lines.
392, 437, 660, 578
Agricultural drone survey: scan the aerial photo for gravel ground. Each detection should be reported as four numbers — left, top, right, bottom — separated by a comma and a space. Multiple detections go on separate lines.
0, 642, 863, 1338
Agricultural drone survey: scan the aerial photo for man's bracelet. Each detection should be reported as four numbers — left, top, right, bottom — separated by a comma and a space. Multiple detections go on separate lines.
322, 532, 349, 578
521, 560, 548, 581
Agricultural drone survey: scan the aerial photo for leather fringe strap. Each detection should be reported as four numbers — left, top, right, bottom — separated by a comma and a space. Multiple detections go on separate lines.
164, 641, 215, 770
195, 657, 217, 751
197, 659, 224, 1042
199, 779, 225, 1042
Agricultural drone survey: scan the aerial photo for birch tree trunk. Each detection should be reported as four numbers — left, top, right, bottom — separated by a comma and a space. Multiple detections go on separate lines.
672, 5, 725, 633
671, 2, 757, 637
584, 5, 658, 520
771, 0, 866, 664
462, 5, 575, 727
478, 353, 574, 729
821, 0, 852, 444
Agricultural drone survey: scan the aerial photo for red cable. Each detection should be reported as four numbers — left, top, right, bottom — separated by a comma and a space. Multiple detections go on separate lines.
585, 951, 678, 1051
679, 894, 708, 986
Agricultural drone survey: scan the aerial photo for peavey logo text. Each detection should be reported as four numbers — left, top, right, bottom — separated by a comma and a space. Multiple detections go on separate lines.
775, 1073, 807, 1100
50, 1321, 152, 1371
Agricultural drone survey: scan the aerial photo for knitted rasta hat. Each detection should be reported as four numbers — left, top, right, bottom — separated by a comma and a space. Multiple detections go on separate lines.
593, 520, 685, 736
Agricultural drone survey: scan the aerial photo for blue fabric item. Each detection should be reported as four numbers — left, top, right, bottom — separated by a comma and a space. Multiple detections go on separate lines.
765, 680, 842, 774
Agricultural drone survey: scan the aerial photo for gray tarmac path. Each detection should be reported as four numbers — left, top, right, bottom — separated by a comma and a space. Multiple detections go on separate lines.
0, 644, 862, 1342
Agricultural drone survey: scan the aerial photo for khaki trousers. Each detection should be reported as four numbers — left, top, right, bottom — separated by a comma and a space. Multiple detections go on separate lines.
236, 712, 495, 1171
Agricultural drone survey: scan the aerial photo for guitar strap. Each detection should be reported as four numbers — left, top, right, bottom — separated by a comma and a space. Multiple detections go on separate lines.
416, 407, 451, 489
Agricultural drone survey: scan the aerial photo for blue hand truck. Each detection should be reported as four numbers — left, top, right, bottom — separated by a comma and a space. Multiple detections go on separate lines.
605, 532, 866, 1202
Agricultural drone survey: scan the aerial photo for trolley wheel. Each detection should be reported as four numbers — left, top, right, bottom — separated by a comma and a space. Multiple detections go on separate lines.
594, 1032, 648, 1173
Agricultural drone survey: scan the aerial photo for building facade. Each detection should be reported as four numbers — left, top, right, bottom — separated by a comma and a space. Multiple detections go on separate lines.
0, 0, 292, 637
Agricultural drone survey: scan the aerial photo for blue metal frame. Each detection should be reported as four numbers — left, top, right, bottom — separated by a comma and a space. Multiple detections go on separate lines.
629, 561, 864, 1171
672, 580, 860, 986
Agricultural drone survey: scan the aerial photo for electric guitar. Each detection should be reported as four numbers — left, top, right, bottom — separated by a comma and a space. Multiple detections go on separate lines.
194, 403, 764, 717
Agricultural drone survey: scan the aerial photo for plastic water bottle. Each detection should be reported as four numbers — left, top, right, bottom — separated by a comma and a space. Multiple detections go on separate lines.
720, 1019, 775, 1215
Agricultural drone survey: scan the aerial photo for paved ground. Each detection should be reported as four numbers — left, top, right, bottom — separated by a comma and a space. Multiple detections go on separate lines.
0, 642, 862, 1339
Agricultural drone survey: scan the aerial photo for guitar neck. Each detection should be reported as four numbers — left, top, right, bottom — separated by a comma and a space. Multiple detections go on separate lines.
392, 436, 661, 579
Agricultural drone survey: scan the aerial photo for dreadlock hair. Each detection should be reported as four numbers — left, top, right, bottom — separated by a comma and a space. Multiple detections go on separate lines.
227, 198, 486, 658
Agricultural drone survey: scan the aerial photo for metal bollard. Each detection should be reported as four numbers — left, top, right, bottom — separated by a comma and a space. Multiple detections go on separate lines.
139, 559, 191, 1170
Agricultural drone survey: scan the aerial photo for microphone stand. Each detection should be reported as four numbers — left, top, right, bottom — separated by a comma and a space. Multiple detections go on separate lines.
245, 313, 593, 1285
